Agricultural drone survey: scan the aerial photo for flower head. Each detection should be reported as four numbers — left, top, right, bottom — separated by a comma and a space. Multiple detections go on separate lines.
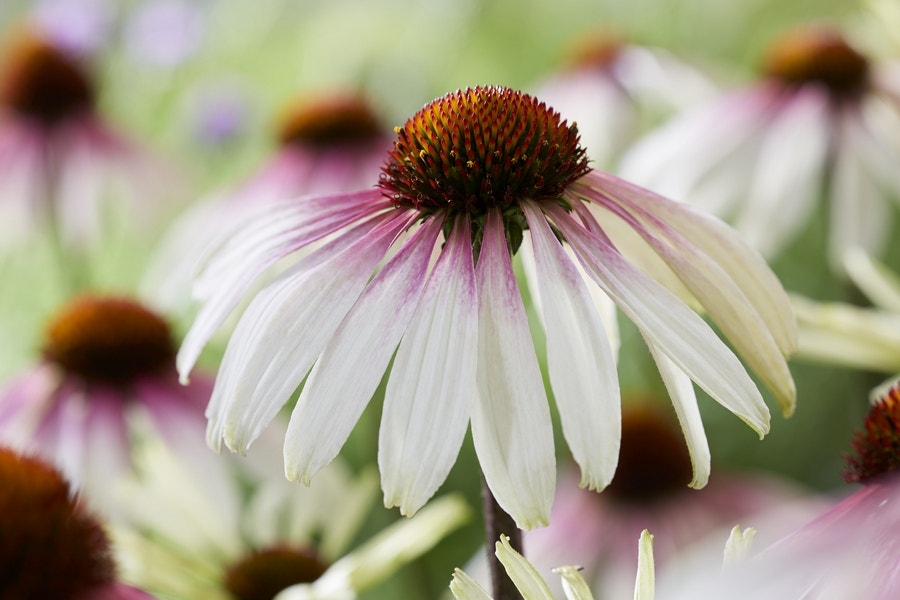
0, 446, 152, 599
0, 294, 214, 512
181, 86, 795, 529
620, 25, 900, 269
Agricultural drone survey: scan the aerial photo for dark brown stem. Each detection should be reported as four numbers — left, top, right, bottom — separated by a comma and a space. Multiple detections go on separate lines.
481, 475, 523, 600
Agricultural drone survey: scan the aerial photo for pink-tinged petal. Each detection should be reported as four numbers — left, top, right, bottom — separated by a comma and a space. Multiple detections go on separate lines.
618, 87, 778, 215
0, 365, 60, 434
208, 211, 412, 455
134, 374, 239, 523
32, 382, 91, 488
282, 217, 443, 484
177, 190, 390, 381
472, 210, 555, 530
80, 387, 131, 514
644, 341, 710, 489
829, 128, 891, 270
856, 95, 900, 200
539, 69, 633, 169
580, 184, 795, 416
735, 87, 830, 258
523, 201, 620, 491
55, 132, 107, 247
0, 126, 44, 249
546, 203, 770, 438
518, 232, 621, 359
581, 169, 798, 358
379, 215, 478, 516
84, 582, 157, 600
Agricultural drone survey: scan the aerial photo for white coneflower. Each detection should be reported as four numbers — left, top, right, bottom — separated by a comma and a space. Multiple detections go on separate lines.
179, 85, 796, 529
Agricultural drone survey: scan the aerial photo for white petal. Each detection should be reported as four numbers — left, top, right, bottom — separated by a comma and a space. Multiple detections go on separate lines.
495, 534, 555, 600
450, 569, 493, 600
207, 213, 410, 454
843, 248, 900, 312
644, 341, 710, 489
283, 217, 442, 485
829, 133, 891, 270
177, 190, 389, 381
583, 169, 797, 357
587, 186, 795, 415
380, 216, 478, 516
618, 88, 776, 215
523, 201, 620, 491
732, 88, 830, 258
548, 203, 770, 438
723, 526, 757, 568
634, 530, 655, 600
472, 211, 555, 530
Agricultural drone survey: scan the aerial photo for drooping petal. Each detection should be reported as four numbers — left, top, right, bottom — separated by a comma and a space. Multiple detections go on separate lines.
495, 534, 555, 600
644, 340, 710, 489
829, 128, 891, 271
472, 210, 555, 530
206, 212, 412, 454
380, 216, 478, 516
177, 190, 390, 381
523, 201, 620, 491
580, 185, 795, 416
618, 88, 778, 216
80, 388, 130, 514
580, 169, 797, 358
281, 216, 442, 485
843, 248, 900, 312
734, 87, 830, 259
547, 203, 770, 438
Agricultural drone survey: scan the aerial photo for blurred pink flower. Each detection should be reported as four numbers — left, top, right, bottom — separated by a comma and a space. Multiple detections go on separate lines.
0, 294, 216, 514
621, 25, 900, 270
536, 31, 716, 169
519, 406, 822, 598
0, 28, 177, 255
141, 91, 391, 311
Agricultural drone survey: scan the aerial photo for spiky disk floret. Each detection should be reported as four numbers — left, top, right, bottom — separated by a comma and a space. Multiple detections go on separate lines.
379, 86, 590, 218
0, 448, 115, 596
845, 383, 900, 484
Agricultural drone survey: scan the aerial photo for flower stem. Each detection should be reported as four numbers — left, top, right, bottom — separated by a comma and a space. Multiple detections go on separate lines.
481, 475, 523, 600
